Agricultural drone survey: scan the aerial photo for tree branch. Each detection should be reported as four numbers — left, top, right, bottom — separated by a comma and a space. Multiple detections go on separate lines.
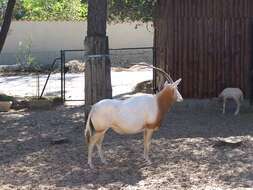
0, 0, 16, 53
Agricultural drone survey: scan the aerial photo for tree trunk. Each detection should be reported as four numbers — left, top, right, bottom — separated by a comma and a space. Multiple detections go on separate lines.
84, 0, 112, 111
0, 0, 16, 53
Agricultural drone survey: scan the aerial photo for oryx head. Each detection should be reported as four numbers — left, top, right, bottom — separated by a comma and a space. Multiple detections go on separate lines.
137, 63, 183, 102
163, 79, 183, 102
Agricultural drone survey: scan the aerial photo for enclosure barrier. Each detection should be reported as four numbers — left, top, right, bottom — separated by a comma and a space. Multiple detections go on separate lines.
40, 47, 154, 102
40, 57, 61, 98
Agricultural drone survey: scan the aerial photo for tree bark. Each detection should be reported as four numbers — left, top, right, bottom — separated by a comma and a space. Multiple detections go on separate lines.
0, 0, 16, 53
84, 0, 112, 109
87, 0, 107, 37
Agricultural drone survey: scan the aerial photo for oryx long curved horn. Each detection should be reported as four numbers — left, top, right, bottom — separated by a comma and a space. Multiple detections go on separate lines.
133, 63, 173, 83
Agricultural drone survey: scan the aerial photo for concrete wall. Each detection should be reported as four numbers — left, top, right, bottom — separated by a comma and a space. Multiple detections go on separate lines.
0, 21, 153, 66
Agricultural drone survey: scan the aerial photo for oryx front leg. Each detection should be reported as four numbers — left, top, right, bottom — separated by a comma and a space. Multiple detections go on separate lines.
222, 98, 227, 114
87, 132, 105, 169
144, 129, 154, 164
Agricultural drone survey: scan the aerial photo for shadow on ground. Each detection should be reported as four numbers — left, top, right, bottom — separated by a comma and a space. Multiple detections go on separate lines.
0, 101, 252, 189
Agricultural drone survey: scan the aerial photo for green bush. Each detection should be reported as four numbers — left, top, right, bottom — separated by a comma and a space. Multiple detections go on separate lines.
16, 37, 39, 71
108, 0, 155, 23
0, 0, 7, 24
0, 94, 14, 101
2, 0, 155, 23
20, 0, 88, 21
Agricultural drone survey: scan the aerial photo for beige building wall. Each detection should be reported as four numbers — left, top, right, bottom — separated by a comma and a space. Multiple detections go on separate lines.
0, 21, 153, 65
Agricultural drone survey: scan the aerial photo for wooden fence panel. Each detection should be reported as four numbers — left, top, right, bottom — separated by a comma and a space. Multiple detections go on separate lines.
154, 0, 253, 98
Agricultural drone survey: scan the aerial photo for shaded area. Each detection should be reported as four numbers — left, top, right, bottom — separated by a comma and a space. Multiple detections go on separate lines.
0, 101, 252, 189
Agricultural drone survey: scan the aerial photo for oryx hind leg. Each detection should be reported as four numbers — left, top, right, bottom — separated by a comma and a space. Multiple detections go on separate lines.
234, 98, 240, 116
87, 131, 106, 169
96, 131, 108, 164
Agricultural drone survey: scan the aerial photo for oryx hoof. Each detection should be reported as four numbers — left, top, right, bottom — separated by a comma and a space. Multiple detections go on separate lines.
101, 159, 108, 165
145, 158, 152, 165
88, 162, 94, 169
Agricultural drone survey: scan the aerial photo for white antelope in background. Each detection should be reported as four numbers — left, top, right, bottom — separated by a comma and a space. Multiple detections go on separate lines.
85, 64, 183, 168
219, 87, 244, 115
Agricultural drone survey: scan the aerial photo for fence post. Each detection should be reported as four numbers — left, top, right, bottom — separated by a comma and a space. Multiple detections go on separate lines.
60, 50, 64, 102
152, 47, 157, 93
250, 20, 253, 105
63, 52, 66, 101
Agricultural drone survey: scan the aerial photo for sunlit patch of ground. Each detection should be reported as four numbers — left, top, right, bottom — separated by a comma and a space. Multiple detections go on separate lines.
0, 66, 152, 102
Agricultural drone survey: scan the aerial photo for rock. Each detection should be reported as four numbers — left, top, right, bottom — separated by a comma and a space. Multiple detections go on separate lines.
213, 139, 243, 149
50, 138, 70, 145
11, 100, 30, 110
128, 64, 152, 71
65, 60, 85, 73
134, 80, 153, 94
0, 65, 21, 72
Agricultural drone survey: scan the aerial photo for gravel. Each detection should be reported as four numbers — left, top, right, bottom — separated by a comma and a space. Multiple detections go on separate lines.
0, 100, 252, 190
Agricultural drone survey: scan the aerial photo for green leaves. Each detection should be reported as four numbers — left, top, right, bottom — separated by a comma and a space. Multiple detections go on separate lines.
0, 94, 14, 101
2, 0, 156, 22
0, 0, 8, 24
16, 38, 39, 71
18, 0, 88, 21
108, 0, 156, 23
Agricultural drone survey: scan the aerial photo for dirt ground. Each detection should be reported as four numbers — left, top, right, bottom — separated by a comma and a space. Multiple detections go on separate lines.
0, 100, 253, 190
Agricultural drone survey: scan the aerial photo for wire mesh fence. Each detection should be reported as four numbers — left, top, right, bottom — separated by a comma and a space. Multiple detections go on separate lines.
109, 47, 153, 98
110, 47, 153, 67
0, 47, 153, 102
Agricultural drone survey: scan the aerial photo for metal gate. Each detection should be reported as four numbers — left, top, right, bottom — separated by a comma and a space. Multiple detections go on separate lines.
40, 47, 154, 102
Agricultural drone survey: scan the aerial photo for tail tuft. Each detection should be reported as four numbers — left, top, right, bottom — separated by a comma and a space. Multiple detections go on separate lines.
85, 130, 90, 144
84, 110, 95, 144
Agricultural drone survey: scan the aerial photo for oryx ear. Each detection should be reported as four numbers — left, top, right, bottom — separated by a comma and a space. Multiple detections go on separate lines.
172, 78, 182, 87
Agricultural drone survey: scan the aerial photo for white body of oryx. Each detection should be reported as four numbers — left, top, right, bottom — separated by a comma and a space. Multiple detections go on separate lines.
90, 95, 158, 134
85, 74, 183, 169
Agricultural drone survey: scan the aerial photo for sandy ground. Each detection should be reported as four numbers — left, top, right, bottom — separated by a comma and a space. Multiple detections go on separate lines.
0, 100, 253, 190
0, 66, 152, 100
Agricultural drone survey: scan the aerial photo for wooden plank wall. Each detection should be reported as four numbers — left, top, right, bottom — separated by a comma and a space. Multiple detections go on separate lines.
154, 0, 253, 98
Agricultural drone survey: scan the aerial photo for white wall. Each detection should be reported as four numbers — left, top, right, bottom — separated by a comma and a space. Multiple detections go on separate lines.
0, 21, 153, 65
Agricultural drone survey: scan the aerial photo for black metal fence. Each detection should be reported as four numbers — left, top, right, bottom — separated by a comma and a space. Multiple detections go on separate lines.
40, 47, 154, 102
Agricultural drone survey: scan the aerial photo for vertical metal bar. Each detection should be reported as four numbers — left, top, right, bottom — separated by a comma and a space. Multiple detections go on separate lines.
62, 51, 66, 102
37, 74, 40, 99
60, 50, 64, 102
250, 19, 253, 105
40, 57, 60, 98
152, 46, 157, 93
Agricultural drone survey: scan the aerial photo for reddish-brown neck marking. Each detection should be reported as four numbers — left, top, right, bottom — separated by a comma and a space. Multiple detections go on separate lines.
145, 85, 176, 129
156, 86, 176, 118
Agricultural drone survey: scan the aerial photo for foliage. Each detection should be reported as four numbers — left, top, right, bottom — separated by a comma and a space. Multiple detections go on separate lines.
1, 0, 24, 23
16, 37, 38, 71
0, 94, 14, 101
0, 0, 17, 53
13, 0, 87, 21
12, 0, 26, 20
0, 0, 7, 25
2, 0, 156, 23
108, 0, 156, 23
